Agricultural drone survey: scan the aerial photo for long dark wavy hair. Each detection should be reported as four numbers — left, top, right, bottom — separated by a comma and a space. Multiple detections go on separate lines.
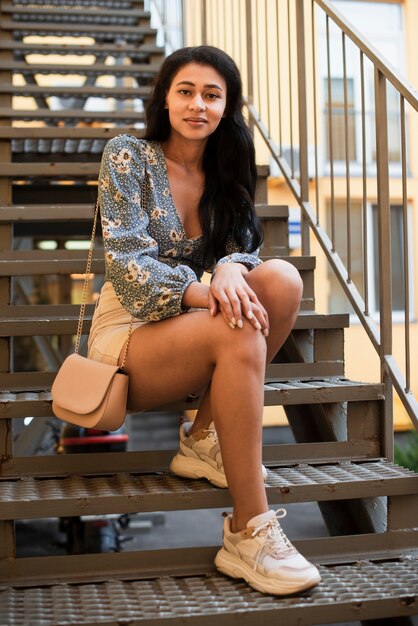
144, 45, 263, 267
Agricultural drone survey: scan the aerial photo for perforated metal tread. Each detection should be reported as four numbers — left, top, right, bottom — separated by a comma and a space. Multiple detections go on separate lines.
1, 460, 417, 521
0, 378, 383, 419
1, 557, 417, 625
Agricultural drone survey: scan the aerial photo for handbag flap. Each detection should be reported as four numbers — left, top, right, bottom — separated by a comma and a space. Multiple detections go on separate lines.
51, 353, 122, 414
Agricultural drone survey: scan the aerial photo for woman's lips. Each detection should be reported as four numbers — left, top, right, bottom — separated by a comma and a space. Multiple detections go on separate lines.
184, 117, 207, 126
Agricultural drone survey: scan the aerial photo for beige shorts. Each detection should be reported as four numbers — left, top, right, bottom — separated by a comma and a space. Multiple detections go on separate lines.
87, 281, 148, 366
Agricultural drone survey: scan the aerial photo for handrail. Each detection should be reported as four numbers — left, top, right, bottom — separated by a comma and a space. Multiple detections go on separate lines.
188, 0, 418, 445
315, 0, 418, 111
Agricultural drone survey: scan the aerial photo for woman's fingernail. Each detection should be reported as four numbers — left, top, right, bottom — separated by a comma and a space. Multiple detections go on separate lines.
231, 317, 237, 326
247, 311, 254, 320
229, 322, 236, 330
263, 328, 269, 337
254, 322, 262, 330
237, 319, 243, 329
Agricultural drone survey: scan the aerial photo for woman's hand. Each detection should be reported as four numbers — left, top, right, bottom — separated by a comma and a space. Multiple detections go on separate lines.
209, 263, 269, 335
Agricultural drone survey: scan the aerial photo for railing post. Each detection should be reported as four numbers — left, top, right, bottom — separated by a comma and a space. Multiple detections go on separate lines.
296, 0, 310, 255
201, 0, 207, 45
374, 67, 394, 460
245, 0, 254, 135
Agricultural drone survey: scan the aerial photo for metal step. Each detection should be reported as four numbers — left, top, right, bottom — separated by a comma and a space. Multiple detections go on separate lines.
0, 19, 157, 39
1, 84, 153, 100
0, 41, 162, 58
0, 250, 313, 275
2, 3, 150, 20
0, 162, 270, 178
0, 108, 145, 126
0, 460, 416, 521
0, 108, 146, 124
0, 128, 143, 140
11, 0, 142, 6
0, 203, 288, 223
3, 60, 160, 76
1, 554, 418, 624
0, 378, 384, 419
0, 306, 342, 336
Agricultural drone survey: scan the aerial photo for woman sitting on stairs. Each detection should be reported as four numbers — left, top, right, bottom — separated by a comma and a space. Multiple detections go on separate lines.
88, 44, 321, 596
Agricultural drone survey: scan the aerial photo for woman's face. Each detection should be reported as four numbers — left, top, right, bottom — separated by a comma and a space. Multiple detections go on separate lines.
165, 62, 227, 144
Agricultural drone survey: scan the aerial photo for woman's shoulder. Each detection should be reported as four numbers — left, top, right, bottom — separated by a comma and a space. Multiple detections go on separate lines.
103, 135, 162, 165
104, 134, 152, 154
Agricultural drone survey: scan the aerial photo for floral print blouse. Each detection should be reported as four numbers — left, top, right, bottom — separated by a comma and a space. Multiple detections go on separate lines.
98, 134, 262, 322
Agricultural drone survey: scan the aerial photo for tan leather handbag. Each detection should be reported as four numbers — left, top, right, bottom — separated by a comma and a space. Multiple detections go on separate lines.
51, 196, 135, 431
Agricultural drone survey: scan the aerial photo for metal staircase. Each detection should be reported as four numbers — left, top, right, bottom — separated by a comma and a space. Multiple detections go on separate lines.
0, 1, 418, 624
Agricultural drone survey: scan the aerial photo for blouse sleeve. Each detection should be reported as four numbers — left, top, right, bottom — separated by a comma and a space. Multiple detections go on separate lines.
98, 135, 197, 321
213, 235, 263, 274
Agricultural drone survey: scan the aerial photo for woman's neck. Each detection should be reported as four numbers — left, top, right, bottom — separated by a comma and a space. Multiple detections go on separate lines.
161, 134, 206, 173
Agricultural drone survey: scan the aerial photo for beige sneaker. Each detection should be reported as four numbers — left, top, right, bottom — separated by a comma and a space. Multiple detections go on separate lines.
215, 509, 321, 595
170, 422, 268, 488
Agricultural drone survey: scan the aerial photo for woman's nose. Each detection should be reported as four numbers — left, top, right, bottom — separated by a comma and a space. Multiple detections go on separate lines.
188, 95, 206, 111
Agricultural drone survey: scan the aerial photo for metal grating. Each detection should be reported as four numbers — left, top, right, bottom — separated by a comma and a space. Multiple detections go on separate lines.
1, 460, 415, 501
1, 461, 417, 520
1, 558, 417, 625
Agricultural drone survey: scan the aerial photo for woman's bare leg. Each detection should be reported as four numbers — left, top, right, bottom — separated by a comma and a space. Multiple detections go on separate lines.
191, 259, 303, 431
124, 259, 302, 532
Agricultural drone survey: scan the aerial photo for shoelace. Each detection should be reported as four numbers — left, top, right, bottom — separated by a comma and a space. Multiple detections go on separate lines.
252, 508, 296, 570
203, 427, 219, 445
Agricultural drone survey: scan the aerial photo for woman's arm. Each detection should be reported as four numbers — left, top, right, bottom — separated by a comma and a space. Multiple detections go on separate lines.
208, 236, 268, 333
99, 135, 198, 321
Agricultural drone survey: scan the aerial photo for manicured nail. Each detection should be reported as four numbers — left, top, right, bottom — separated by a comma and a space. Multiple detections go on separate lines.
263, 328, 269, 337
231, 317, 237, 326
237, 319, 243, 329
254, 322, 262, 330
247, 311, 254, 320
229, 322, 236, 330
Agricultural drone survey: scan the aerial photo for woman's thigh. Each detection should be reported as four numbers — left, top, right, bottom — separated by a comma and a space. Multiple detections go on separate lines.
124, 309, 266, 412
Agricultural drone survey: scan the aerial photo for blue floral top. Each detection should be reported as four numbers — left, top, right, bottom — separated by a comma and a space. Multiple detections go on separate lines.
98, 134, 262, 322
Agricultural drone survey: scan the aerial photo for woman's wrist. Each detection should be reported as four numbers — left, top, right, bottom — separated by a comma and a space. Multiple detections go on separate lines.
182, 281, 210, 309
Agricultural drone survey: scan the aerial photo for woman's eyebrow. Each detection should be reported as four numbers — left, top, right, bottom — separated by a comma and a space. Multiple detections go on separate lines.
175, 80, 223, 91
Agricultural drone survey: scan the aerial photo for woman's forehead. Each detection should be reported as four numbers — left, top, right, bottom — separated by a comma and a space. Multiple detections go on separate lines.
170, 63, 226, 90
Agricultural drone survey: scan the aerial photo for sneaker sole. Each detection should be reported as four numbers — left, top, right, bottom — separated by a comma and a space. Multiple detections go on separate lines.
170, 453, 227, 488
214, 547, 321, 596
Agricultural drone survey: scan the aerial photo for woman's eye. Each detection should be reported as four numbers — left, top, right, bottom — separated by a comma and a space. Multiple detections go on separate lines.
206, 93, 220, 100
178, 89, 191, 95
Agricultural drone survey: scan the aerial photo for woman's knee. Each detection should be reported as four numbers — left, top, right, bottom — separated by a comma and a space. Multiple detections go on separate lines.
249, 259, 303, 314
212, 315, 267, 367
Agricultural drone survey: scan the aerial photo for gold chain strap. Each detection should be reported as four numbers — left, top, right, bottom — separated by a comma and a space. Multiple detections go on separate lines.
74, 176, 147, 368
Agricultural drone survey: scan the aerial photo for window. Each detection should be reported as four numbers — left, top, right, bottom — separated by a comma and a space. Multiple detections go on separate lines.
324, 78, 357, 162
327, 200, 413, 316
320, 2, 405, 170
372, 204, 407, 313
327, 200, 364, 314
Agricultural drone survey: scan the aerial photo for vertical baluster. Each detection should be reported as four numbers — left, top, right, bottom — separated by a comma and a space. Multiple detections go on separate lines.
296, 0, 309, 254
374, 67, 393, 460
360, 51, 369, 315
326, 15, 335, 250
276, 0, 283, 155
311, 0, 319, 224
342, 32, 352, 282
264, 0, 271, 136
255, 0, 262, 120
238, 0, 243, 70
245, 0, 254, 134
287, 0, 295, 177
400, 95, 411, 393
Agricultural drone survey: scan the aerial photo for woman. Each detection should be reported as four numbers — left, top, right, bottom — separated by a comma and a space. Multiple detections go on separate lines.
88, 45, 321, 596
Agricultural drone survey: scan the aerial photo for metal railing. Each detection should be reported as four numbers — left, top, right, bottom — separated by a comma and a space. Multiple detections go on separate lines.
186, 0, 418, 452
